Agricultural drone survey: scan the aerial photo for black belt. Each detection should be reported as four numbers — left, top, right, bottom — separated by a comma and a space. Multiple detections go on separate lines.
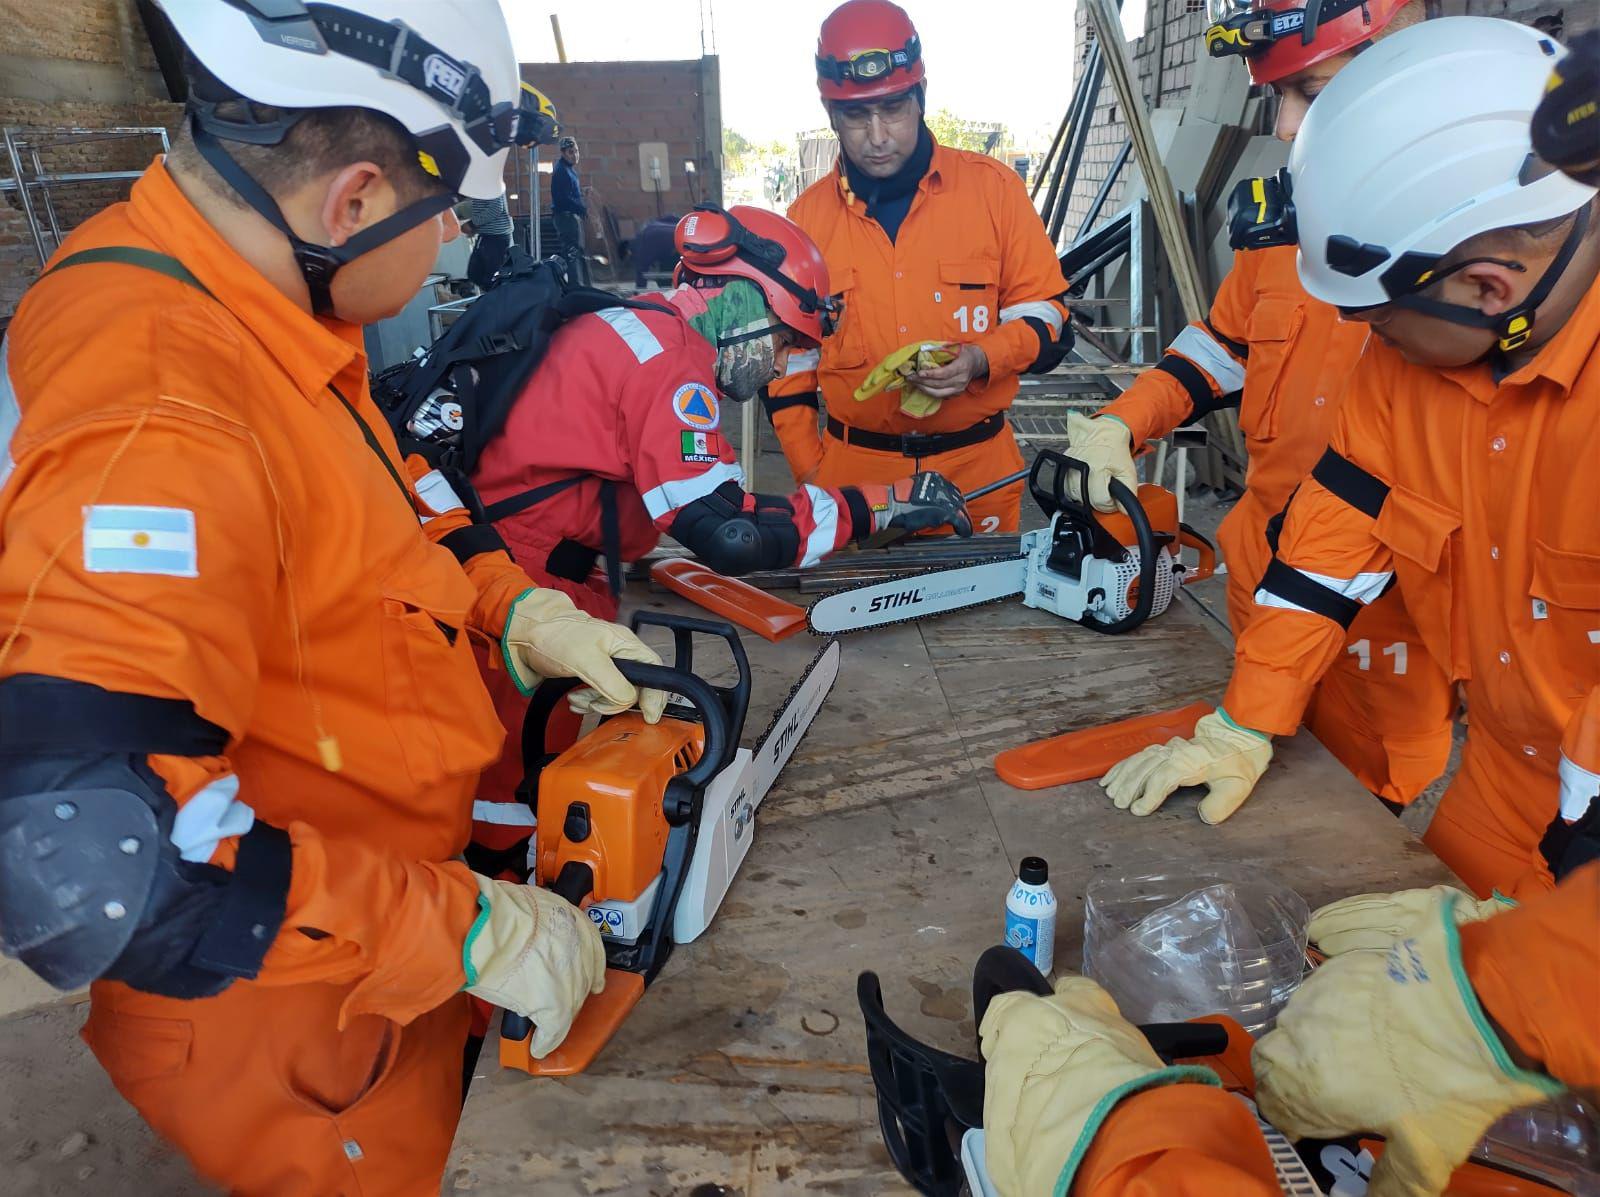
544, 538, 601, 584
825, 412, 1005, 457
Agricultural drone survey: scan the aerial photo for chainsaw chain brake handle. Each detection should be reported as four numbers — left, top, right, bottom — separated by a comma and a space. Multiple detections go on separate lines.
1028, 450, 1162, 635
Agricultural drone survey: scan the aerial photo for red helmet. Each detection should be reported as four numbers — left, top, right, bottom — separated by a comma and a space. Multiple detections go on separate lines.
673, 205, 838, 347
1203, 0, 1411, 85
815, 0, 925, 103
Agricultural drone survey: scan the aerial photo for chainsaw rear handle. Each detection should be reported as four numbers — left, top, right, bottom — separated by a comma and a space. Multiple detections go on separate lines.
500, 860, 597, 1046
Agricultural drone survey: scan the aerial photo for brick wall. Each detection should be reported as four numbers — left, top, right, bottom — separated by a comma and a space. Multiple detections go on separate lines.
1059, 0, 1591, 245
1, 0, 180, 321
513, 58, 722, 235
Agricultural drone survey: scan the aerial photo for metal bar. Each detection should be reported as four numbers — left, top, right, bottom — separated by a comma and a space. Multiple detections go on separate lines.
1077, 139, 1132, 239
1049, 52, 1106, 246
1129, 201, 1152, 365
1084, 0, 1209, 323
0, 170, 147, 190
1030, 100, 1072, 201
1040, 46, 1098, 233
29, 146, 62, 250
740, 390, 758, 494
3, 128, 48, 266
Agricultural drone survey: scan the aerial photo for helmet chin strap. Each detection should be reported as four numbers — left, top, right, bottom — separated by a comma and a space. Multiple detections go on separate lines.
190, 117, 456, 316
1393, 203, 1591, 353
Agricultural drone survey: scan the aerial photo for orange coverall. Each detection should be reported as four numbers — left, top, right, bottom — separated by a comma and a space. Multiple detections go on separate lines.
767, 140, 1071, 532
1101, 246, 1453, 804
1068, 862, 1600, 1196
0, 161, 534, 1194
1222, 276, 1600, 900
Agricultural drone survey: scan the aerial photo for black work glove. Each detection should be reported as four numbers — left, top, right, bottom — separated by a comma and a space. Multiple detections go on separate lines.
862, 472, 973, 537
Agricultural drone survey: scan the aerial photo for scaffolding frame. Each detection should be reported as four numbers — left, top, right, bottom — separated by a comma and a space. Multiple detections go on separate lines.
1, 126, 172, 266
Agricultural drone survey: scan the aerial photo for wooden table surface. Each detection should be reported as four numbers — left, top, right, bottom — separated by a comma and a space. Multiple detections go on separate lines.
447, 585, 1454, 1196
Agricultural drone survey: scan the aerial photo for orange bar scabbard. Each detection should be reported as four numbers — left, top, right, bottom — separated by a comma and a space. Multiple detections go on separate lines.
497, 969, 646, 1076
994, 701, 1214, 790
651, 558, 807, 642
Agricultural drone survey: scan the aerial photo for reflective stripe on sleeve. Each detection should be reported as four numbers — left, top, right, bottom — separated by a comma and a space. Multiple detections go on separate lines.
413, 468, 465, 523
641, 460, 746, 521
784, 348, 821, 375
999, 300, 1065, 337
799, 485, 840, 568
0, 340, 19, 494
1169, 325, 1247, 394
171, 774, 257, 863
1255, 566, 1393, 613
596, 307, 664, 364
1559, 753, 1600, 822
472, 799, 538, 828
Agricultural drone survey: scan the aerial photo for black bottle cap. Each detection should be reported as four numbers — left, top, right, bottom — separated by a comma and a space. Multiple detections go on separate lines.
1019, 857, 1048, 885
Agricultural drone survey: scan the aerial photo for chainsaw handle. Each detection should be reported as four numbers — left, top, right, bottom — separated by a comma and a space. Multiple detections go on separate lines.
614, 660, 731, 788
629, 611, 752, 747
1178, 523, 1216, 585
499, 862, 597, 1046
1080, 477, 1158, 635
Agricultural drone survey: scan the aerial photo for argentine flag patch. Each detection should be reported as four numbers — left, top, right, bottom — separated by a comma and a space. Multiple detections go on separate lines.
84, 505, 198, 577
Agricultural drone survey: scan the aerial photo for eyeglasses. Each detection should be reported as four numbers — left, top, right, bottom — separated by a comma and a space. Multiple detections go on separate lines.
832, 92, 920, 133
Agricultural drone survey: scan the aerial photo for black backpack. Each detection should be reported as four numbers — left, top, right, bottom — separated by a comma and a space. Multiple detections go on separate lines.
373, 248, 671, 593
374, 247, 670, 489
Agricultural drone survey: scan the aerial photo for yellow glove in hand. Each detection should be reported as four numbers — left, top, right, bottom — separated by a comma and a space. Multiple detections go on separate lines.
1064, 413, 1139, 513
854, 341, 958, 418
981, 975, 1220, 1197
1254, 892, 1563, 1197
502, 587, 667, 722
1309, 886, 1515, 957
462, 875, 607, 1059
1100, 709, 1272, 824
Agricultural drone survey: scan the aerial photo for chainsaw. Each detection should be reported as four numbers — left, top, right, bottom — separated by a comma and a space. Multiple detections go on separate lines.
862, 946, 1582, 1197
806, 450, 1215, 637
498, 612, 840, 1075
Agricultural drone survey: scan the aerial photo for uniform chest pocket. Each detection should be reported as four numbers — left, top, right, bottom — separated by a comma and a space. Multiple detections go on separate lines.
938, 259, 1000, 339
1530, 539, 1600, 698
823, 266, 867, 371
1239, 296, 1305, 442
379, 546, 504, 788
1374, 484, 1464, 680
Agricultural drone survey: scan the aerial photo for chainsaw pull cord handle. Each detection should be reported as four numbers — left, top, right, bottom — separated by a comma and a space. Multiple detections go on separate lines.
1081, 477, 1158, 635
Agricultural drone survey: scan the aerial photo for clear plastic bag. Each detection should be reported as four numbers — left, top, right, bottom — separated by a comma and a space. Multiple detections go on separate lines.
1084, 872, 1309, 1035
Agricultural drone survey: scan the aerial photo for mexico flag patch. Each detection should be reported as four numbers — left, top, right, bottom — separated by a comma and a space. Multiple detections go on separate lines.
680, 430, 719, 464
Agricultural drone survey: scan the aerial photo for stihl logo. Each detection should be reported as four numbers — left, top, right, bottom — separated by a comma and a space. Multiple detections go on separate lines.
868, 588, 923, 613
771, 710, 804, 758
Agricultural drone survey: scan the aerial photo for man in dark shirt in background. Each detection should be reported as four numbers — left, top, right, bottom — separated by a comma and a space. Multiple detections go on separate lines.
551, 135, 587, 263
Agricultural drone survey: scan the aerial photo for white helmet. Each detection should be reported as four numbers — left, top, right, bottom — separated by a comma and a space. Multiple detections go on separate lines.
1291, 17, 1597, 327
154, 1, 547, 312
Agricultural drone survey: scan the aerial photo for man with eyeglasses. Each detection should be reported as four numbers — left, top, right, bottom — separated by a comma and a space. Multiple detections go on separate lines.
765, 0, 1073, 534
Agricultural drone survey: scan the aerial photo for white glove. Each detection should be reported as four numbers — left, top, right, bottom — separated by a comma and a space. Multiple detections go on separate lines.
502, 587, 667, 722
1065, 413, 1139, 512
1308, 886, 1515, 956
1100, 709, 1272, 824
463, 875, 607, 1059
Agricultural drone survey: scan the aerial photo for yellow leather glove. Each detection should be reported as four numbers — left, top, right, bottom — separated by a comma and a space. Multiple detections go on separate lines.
1100, 709, 1272, 824
981, 975, 1221, 1197
854, 341, 958, 418
501, 587, 667, 722
1309, 886, 1516, 957
1064, 413, 1139, 513
1254, 892, 1563, 1197
462, 875, 608, 1059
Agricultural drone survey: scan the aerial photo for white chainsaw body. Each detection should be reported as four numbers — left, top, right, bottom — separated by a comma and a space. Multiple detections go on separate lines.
1017, 514, 1179, 625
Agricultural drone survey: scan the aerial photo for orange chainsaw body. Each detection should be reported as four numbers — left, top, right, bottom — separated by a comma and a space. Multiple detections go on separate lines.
499, 710, 705, 1076
533, 712, 704, 903
1098, 484, 1217, 586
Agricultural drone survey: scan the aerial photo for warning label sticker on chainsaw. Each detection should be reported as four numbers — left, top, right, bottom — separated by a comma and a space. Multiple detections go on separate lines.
680, 429, 720, 463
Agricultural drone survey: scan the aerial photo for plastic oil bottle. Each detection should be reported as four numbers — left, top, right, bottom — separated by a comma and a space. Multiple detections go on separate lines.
1004, 856, 1057, 974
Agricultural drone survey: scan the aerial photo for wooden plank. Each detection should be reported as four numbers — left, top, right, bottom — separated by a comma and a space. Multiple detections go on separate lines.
450, 587, 1456, 1195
